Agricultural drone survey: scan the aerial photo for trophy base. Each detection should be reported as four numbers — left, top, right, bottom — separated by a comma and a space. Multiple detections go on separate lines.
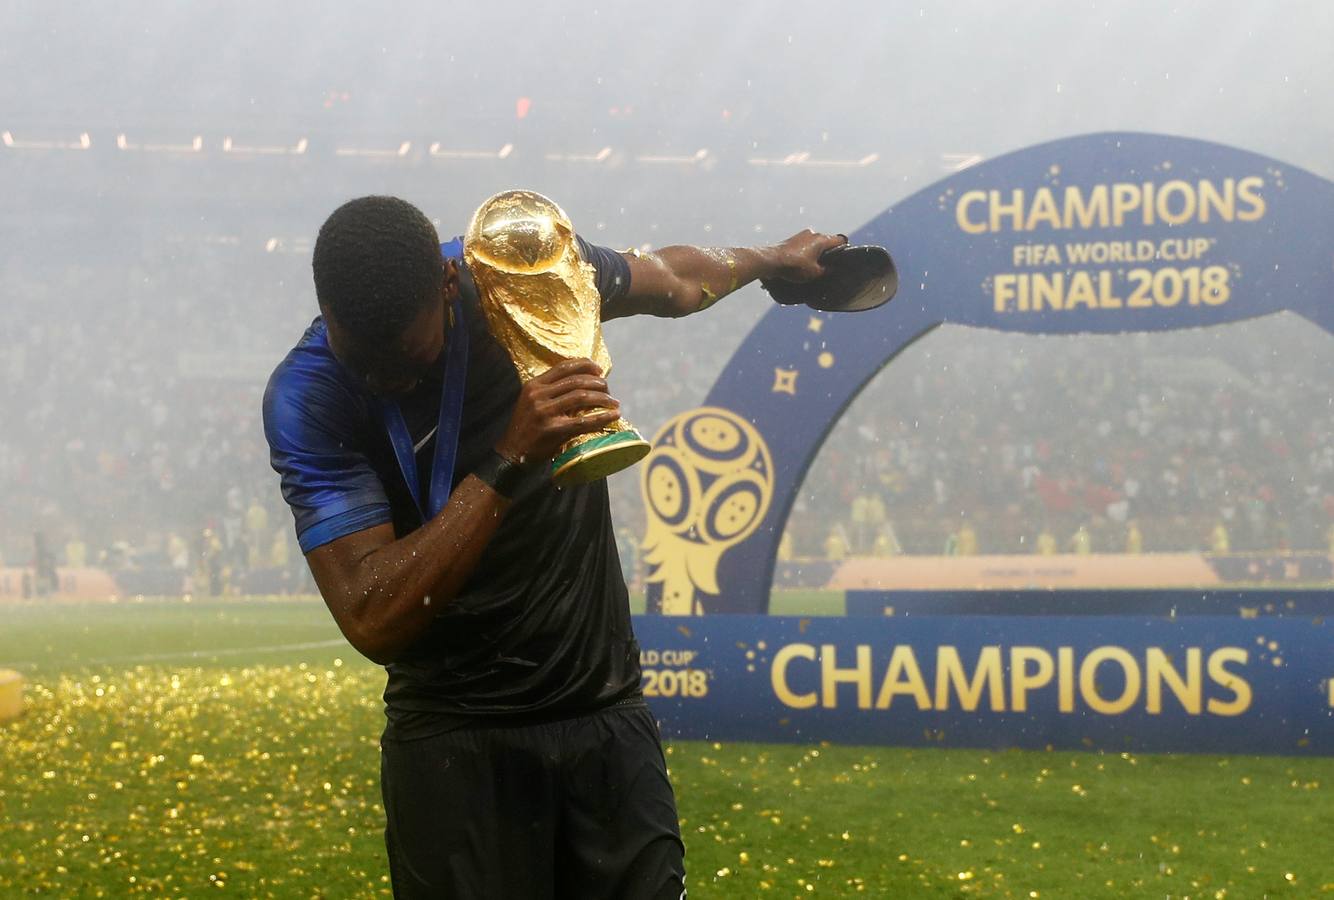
551, 428, 651, 486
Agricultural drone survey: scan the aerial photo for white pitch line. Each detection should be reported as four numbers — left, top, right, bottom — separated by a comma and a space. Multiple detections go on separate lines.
8, 639, 350, 671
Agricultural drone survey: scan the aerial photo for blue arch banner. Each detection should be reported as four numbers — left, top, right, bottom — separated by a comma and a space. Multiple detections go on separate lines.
633, 132, 1334, 755
641, 132, 1334, 615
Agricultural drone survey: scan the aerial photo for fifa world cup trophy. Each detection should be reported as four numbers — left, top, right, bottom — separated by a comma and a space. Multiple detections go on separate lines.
464, 189, 651, 485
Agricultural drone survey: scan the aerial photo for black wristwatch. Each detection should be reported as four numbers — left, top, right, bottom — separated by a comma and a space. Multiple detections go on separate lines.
472, 449, 529, 499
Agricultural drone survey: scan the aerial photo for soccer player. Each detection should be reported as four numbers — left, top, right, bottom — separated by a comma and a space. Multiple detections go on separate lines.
262, 195, 842, 898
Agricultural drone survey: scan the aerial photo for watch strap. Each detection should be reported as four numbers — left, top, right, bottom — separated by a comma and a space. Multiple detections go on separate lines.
473, 449, 527, 499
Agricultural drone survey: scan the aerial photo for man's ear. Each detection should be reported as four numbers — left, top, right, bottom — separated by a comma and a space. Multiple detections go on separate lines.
443, 259, 461, 301
321, 306, 338, 339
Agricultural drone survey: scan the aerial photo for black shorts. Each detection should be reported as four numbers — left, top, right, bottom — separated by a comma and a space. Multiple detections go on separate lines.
380, 701, 685, 899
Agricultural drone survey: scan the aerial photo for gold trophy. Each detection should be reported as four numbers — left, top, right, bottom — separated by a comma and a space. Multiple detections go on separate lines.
464, 189, 651, 485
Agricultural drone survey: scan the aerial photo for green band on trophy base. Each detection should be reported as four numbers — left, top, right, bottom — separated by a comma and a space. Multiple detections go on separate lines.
551, 428, 651, 486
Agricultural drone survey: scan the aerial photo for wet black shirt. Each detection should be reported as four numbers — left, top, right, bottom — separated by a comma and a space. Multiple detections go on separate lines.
264, 239, 641, 741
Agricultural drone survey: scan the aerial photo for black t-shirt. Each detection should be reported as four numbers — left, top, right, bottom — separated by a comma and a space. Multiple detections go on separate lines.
263, 238, 641, 741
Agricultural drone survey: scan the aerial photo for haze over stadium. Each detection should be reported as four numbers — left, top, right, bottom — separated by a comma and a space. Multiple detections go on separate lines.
3, 1, 1331, 585
2, 1, 1334, 896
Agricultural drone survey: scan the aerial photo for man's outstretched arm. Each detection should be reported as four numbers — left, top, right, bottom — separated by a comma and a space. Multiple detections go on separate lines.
304, 359, 618, 665
604, 229, 846, 320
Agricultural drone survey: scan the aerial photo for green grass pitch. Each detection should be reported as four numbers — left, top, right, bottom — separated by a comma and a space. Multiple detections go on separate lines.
2, 598, 1331, 897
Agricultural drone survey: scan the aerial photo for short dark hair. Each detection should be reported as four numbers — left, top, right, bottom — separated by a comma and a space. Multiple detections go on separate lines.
312, 195, 443, 343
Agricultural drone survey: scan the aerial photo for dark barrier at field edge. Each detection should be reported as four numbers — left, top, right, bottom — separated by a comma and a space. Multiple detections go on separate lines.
632, 613, 1334, 756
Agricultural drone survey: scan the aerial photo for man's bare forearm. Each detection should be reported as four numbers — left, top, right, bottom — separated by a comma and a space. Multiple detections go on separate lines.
315, 476, 508, 663
613, 230, 844, 319
311, 358, 622, 664
651, 244, 781, 313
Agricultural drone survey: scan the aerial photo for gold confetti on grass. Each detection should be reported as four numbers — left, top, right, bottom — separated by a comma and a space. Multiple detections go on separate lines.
0, 664, 392, 896
2, 658, 1332, 898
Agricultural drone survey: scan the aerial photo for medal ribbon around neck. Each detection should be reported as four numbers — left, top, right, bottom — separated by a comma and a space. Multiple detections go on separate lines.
381, 238, 469, 520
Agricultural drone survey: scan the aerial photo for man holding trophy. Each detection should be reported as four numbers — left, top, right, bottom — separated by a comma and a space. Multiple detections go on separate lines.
263, 191, 853, 898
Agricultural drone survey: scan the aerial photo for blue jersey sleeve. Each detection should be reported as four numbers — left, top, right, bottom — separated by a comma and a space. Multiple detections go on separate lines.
576, 236, 632, 307
262, 341, 392, 554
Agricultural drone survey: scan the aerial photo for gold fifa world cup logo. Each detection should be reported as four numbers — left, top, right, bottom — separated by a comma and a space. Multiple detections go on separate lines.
465, 189, 650, 484
641, 407, 774, 615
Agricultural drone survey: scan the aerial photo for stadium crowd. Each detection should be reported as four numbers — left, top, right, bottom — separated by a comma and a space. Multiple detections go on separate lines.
2, 249, 305, 593
786, 322, 1334, 558
4, 241, 1332, 594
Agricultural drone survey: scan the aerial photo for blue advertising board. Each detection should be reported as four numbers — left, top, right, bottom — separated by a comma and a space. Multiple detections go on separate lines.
633, 613, 1334, 756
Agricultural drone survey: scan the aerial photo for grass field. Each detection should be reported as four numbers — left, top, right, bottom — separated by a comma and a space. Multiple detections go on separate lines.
2, 598, 1332, 898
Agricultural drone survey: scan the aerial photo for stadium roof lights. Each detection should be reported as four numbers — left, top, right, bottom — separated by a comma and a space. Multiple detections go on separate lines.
222, 136, 308, 155
941, 152, 984, 171
117, 133, 204, 153
543, 146, 613, 163
747, 152, 880, 168
2, 130, 91, 150
334, 140, 412, 158
1, 128, 970, 172
264, 236, 312, 254
635, 148, 710, 165
429, 142, 514, 160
